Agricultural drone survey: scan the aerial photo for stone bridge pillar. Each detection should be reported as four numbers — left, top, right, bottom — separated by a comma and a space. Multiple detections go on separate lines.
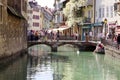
51, 44, 58, 52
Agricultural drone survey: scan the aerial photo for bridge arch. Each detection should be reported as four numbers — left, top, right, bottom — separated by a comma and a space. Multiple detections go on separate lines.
28, 42, 52, 48
28, 41, 97, 52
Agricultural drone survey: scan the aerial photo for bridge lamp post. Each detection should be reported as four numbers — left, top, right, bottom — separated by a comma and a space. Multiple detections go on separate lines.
103, 18, 107, 39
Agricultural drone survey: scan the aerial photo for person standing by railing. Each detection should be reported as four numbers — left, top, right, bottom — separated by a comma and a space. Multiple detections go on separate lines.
85, 32, 89, 42
56, 30, 60, 42
50, 31, 54, 41
117, 34, 120, 49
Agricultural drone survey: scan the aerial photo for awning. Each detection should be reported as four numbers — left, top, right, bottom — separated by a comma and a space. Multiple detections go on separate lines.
58, 26, 71, 31
82, 26, 91, 29
117, 25, 120, 29
49, 26, 71, 32
94, 22, 103, 27
108, 21, 117, 28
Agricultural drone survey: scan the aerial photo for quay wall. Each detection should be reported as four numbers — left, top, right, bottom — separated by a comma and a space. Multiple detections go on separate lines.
105, 46, 120, 59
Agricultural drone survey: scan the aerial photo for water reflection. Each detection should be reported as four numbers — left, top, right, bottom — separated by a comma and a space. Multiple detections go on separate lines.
27, 45, 120, 80
0, 55, 27, 80
0, 44, 120, 80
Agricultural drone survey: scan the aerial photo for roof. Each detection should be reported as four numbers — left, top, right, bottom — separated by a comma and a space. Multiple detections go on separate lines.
43, 7, 53, 16
7, 6, 25, 19
29, 1, 38, 8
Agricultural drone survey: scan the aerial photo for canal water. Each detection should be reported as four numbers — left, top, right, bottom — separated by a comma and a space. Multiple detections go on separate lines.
0, 45, 120, 80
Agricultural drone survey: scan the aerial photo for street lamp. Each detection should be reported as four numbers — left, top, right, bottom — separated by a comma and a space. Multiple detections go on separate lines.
103, 18, 107, 38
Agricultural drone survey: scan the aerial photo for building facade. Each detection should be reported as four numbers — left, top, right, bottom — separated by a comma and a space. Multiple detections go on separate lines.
114, 0, 120, 35
27, 1, 41, 31
41, 7, 53, 29
80, 0, 94, 40
95, 0, 120, 39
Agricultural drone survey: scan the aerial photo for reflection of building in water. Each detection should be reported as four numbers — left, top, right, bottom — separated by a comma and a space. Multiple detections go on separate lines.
27, 54, 53, 80
28, 45, 51, 57
51, 53, 73, 80
62, 63, 73, 80
102, 54, 120, 80
0, 55, 27, 80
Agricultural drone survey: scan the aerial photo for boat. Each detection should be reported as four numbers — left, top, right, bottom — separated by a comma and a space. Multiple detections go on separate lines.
94, 42, 105, 54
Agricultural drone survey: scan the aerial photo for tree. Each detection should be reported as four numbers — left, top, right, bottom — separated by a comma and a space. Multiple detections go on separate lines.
63, 0, 85, 27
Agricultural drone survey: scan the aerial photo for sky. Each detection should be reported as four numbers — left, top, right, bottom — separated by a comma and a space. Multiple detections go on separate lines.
36, 0, 55, 9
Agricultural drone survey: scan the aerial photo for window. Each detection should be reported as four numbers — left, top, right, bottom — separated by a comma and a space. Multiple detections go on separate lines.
22, 0, 27, 12
102, 8, 104, 17
33, 8, 39, 12
0, 5, 3, 23
33, 22, 39, 27
106, 6, 109, 17
95, 11, 97, 17
99, 8, 101, 18
33, 15, 39, 19
88, 10, 91, 18
110, 6, 113, 17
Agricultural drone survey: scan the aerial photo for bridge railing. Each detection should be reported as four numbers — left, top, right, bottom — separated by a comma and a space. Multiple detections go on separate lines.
28, 35, 82, 41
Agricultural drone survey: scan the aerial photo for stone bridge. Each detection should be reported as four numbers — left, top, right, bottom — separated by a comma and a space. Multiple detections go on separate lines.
28, 40, 98, 52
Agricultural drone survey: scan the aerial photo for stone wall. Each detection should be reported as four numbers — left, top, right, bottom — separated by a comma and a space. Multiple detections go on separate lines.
0, 0, 8, 58
0, 0, 27, 59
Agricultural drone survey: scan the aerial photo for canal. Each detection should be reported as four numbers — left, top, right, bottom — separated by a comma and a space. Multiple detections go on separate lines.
0, 45, 120, 80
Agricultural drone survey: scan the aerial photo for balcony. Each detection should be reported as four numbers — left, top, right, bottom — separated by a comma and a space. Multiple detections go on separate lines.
114, 2, 120, 14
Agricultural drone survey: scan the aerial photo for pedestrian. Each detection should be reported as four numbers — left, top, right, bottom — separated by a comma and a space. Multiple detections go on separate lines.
85, 32, 89, 42
50, 31, 54, 41
75, 32, 78, 40
89, 31, 93, 40
34, 31, 39, 41
56, 30, 60, 41
30, 30, 34, 41
117, 34, 120, 49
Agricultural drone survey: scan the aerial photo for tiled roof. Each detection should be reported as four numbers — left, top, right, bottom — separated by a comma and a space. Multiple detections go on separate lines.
29, 1, 38, 8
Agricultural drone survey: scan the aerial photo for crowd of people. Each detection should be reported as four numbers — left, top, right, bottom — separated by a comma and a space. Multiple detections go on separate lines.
27, 29, 120, 49
27, 30, 60, 41
27, 30, 82, 41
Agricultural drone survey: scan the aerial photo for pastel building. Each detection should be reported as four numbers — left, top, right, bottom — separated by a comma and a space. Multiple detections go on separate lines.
41, 7, 53, 29
114, 0, 120, 35
95, 0, 120, 37
27, 0, 41, 31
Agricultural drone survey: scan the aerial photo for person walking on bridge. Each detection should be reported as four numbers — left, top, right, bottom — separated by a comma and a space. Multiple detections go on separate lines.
56, 30, 60, 42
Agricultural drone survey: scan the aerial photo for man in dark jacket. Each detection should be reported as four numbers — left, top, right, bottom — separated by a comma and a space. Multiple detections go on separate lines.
117, 34, 120, 49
